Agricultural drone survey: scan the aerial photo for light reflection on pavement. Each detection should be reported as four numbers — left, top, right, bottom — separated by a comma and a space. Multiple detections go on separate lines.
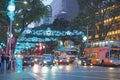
26, 64, 120, 80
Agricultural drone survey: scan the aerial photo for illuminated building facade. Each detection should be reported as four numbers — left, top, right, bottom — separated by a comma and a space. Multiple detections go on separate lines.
102, 0, 120, 40
88, 0, 120, 41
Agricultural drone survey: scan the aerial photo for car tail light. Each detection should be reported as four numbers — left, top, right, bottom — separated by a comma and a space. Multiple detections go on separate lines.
34, 58, 38, 62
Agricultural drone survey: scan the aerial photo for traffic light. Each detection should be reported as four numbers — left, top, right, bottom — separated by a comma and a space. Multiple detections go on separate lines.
38, 43, 43, 51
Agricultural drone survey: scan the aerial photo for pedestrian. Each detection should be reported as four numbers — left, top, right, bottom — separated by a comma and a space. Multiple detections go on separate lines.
74, 57, 79, 67
0, 55, 1, 71
1, 54, 5, 72
101, 59, 104, 65
6, 55, 10, 70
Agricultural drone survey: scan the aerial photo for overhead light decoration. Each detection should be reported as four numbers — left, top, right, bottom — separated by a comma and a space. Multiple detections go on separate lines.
66, 30, 71, 35
46, 28, 52, 36
15, 27, 87, 54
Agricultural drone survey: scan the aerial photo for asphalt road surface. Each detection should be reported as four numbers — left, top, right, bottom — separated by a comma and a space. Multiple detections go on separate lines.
27, 64, 120, 80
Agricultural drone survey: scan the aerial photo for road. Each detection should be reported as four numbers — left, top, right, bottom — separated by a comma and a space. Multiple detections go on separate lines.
26, 64, 120, 80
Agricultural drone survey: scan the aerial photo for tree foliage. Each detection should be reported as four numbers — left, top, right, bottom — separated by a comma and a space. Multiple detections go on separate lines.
52, 18, 70, 31
0, 0, 9, 46
0, 0, 48, 48
14, 0, 48, 33
0, 0, 9, 27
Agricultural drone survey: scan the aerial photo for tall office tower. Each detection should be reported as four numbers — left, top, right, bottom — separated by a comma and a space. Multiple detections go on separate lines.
28, 0, 79, 27
51, 0, 79, 21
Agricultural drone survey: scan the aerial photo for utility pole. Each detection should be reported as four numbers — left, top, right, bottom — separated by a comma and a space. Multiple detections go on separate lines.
86, 26, 89, 45
7, 0, 15, 71
85, 26, 89, 48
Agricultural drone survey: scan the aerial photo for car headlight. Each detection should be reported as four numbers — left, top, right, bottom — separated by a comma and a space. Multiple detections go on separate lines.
66, 59, 69, 62
110, 60, 113, 63
60, 60, 62, 62
90, 63, 93, 66
84, 63, 87, 66
24, 61, 27, 63
34, 59, 38, 62
44, 61, 47, 63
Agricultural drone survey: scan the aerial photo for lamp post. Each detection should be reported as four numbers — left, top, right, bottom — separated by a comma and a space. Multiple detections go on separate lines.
7, 0, 15, 71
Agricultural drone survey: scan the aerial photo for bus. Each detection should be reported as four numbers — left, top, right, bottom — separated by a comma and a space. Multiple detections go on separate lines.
84, 40, 120, 66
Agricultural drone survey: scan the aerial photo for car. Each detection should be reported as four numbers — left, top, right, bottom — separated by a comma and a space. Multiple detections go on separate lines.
33, 56, 44, 65
42, 54, 56, 66
69, 56, 76, 63
78, 57, 93, 66
23, 56, 34, 66
57, 56, 70, 65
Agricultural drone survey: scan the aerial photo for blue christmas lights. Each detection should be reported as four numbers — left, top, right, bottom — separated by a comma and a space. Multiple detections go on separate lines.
14, 27, 86, 54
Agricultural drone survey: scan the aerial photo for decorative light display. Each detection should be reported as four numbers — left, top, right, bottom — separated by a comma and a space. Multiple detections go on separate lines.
46, 27, 52, 36
26, 27, 85, 37
0, 43, 6, 48
14, 27, 86, 54
66, 30, 71, 35
14, 28, 21, 33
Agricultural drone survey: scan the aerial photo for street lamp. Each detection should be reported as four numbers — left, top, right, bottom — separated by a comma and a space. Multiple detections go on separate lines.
7, 0, 15, 71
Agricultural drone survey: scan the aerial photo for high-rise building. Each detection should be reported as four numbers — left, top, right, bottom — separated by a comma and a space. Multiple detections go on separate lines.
84, 0, 120, 41
51, 0, 79, 21
28, 0, 79, 27
97, 0, 120, 40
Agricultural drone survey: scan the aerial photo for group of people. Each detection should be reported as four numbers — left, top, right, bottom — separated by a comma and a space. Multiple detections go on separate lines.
0, 52, 11, 72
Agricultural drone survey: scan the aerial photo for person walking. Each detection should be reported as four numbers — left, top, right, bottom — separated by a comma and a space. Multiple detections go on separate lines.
0, 54, 1, 71
1, 54, 5, 72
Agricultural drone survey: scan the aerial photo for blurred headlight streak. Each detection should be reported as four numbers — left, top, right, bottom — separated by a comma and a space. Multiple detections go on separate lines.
32, 64, 40, 73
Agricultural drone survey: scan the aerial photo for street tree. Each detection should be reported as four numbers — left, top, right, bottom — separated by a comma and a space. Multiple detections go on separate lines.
0, 0, 48, 50
0, 0, 9, 49
52, 18, 70, 31
14, 0, 48, 36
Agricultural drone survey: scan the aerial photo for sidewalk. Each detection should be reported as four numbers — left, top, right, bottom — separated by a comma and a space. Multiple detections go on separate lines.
0, 70, 36, 80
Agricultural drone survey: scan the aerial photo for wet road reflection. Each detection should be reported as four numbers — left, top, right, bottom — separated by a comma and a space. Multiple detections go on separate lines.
26, 64, 120, 80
